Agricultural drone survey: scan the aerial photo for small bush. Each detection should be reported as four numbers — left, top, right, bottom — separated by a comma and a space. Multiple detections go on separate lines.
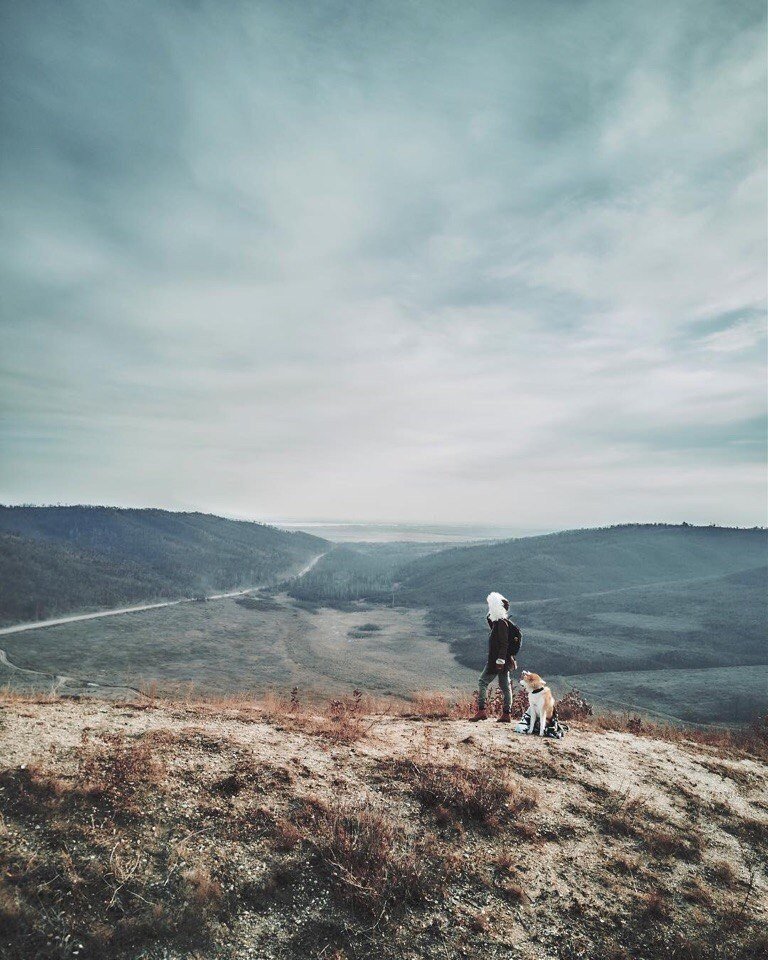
387, 758, 536, 829
79, 735, 165, 818
557, 688, 594, 721
301, 799, 448, 917
643, 890, 671, 922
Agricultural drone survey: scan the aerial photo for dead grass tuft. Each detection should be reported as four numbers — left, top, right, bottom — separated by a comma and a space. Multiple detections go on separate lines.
385, 757, 536, 829
79, 734, 165, 818
182, 866, 224, 911
644, 824, 704, 861
587, 712, 768, 761
300, 798, 450, 917
709, 860, 738, 886
643, 890, 671, 922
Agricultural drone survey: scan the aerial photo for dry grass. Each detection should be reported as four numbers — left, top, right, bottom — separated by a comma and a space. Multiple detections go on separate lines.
586, 712, 768, 761
643, 890, 672, 922
0, 686, 59, 704
299, 798, 451, 918
684, 877, 716, 908
78, 734, 166, 818
384, 756, 536, 829
644, 824, 704, 862
1, 693, 765, 960
696, 758, 758, 787
709, 860, 738, 885
596, 790, 704, 862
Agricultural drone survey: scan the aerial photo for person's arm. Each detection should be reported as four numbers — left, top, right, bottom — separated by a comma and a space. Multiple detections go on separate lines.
493, 621, 509, 671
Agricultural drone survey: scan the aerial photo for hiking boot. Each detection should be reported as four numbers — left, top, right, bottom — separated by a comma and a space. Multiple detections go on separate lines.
497, 712, 512, 723
469, 709, 488, 722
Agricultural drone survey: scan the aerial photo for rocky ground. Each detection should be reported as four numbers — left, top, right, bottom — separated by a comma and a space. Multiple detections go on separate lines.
0, 692, 766, 959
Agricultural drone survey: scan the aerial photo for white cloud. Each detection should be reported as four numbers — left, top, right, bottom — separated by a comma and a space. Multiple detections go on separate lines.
0, 0, 765, 527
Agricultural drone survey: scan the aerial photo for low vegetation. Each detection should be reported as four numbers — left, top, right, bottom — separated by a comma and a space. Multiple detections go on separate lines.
0, 690, 765, 959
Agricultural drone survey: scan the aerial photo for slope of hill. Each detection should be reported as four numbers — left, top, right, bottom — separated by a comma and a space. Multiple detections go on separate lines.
0, 534, 183, 626
432, 562, 768, 679
0, 506, 326, 625
397, 524, 768, 604
288, 541, 450, 606
0, 693, 765, 960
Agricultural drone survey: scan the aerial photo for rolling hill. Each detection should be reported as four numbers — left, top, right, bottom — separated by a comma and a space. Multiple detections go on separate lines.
0, 506, 326, 625
396, 524, 768, 604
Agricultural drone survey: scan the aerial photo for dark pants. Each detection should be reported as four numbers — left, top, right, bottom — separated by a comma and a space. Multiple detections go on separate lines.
477, 666, 512, 711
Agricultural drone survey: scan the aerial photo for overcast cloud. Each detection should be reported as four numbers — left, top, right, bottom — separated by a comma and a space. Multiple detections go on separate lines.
1, 0, 765, 528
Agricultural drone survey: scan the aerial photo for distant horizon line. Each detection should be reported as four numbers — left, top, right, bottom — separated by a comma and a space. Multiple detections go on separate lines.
0, 502, 765, 535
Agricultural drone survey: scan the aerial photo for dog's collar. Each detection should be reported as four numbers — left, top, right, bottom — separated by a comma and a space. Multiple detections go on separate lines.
530, 687, 545, 694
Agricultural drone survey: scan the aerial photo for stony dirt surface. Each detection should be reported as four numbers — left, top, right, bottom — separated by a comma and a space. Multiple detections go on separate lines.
1, 696, 766, 959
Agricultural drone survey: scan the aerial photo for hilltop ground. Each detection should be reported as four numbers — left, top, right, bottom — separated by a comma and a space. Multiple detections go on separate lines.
0, 693, 766, 960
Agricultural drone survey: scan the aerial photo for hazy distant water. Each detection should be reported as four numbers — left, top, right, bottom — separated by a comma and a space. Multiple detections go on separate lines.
268, 521, 550, 543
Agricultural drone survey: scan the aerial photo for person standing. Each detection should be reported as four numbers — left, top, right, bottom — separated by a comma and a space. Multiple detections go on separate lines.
469, 592, 522, 723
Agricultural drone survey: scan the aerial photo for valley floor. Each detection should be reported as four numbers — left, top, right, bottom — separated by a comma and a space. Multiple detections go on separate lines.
0, 694, 766, 959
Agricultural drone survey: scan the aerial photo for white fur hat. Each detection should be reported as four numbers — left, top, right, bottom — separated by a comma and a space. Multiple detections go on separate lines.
487, 592, 509, 621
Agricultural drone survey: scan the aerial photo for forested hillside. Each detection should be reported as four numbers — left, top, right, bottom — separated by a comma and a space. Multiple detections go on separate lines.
396, 524, 767, 604
0, 534, 178, 625
288, 541, 448, 606
0, 506, 326, 625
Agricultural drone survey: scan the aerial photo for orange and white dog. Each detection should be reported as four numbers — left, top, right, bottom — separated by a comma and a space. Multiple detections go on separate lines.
519, 671, 556, 736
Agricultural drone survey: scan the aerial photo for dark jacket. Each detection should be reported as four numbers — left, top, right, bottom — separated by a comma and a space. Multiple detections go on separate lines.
485, 616, 522, 672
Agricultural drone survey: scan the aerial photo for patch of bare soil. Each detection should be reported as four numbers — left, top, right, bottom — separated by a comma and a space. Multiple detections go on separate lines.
0, 694, 766, 960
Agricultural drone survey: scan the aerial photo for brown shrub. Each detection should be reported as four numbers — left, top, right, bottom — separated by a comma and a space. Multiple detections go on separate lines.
557, 688, 594, 721
643, 890, 671, 922
709, 860, 738, 885
301, 799, 448, 917
79, 735, 165, 817
386, 757, 536, 829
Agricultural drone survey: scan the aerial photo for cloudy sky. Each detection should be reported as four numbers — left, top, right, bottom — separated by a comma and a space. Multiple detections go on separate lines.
1, 0, 765, 529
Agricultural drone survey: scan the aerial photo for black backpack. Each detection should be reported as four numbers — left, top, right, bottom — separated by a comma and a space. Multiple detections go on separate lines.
508, 620, 522, 656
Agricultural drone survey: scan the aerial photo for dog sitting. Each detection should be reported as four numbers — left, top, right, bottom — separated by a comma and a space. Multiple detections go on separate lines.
519, 670, 556, 737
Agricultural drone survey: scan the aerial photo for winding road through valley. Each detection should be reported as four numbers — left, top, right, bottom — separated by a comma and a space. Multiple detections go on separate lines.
0, 553, 326, 695
0, 552, 326, 639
